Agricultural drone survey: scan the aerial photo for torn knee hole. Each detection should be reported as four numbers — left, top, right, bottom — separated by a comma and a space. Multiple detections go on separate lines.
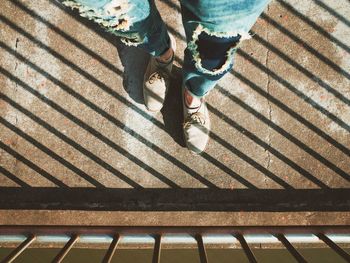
114, 18, 130, 30
63, 0, 132, 30
188, 25, 249, 75
196, 32, 240, 72
105, 0, 131, 30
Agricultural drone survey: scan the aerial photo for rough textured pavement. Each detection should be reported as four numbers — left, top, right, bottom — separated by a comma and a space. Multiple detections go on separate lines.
0, 0, 349, 226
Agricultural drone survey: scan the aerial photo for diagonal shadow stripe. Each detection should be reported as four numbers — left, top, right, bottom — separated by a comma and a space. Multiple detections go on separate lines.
0, 141, 68, 187
0, 23, 262, 189
0, 0, 346, 212
50, 0, 120, 45
55, 0, 348, 188
1, 47, 255, 190
1, 187, 350, 211
259, 14, 350, 104
202, 155, 260, 188
207, 104, 330, 189
10, 0, 122, 75
171, 41, 349, 186
46, 0, 296, 189
237, 48, 350, 133
166, 26, 350, 153
171, 54, 345, 187
0, 166, 31, 188
175, 62, 330, 189
4, 1, 166, 111
6, 1, 346, 189
0, 19, 218, 188
0, 117, 106, 188
260, 13, 350, 83
232, 71, 350, 157
166, 22, 350, 133
276, 0, 350, 53
142, 86, 292, 188
0, 94, 144, 189
201, 141, 293, 189
171, 44, 349, 186
0, 82, 176, 189
311, 0, 350, 28
215, 85, 350, 183
0, 50, 263, 190
162, 3, 350, 143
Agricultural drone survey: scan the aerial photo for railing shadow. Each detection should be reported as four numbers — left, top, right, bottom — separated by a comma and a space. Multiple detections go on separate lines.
45, 0, 343, 189
0, 166, 30, 188
311, 0, 350, 28
0, 25, 263, 189
276, 0, 350, 53
0, 187, 350, 211
0, 0, 349, 216
0, 141, 68, 188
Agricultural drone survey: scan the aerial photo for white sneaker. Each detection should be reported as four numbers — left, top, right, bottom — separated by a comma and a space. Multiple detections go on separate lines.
182, 86, 210, 154
143, 34, 176, 112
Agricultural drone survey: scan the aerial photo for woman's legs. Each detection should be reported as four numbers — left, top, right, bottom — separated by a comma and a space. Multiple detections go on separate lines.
63, 0, 175, 111
63, 0, 270, 153
180, 0, 270, 153
181, 0, 270, 97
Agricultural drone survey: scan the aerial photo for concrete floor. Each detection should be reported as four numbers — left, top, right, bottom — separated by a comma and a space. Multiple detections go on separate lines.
0, 0, 349, 226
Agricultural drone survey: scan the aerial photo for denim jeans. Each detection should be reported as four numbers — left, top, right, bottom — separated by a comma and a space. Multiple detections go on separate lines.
63, 0, 270, 97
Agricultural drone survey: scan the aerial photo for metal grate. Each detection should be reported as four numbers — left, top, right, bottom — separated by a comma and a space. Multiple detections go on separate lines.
1, 226, 350, 263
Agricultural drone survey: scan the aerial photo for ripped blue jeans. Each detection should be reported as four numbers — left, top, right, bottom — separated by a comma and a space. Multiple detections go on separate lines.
63, 0, 270, 97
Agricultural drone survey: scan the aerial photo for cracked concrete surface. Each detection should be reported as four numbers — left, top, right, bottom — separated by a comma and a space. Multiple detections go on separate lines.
264, 3, 272, 176
0, 0, 349, 226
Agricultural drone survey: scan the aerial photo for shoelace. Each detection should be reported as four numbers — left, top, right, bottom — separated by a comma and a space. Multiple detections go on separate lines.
149, 72, 163, 84
184, 112, 206, 129
148, 63, 172, 84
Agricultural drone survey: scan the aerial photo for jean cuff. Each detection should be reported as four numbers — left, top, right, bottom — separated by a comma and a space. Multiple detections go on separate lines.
184, 83, 207, 99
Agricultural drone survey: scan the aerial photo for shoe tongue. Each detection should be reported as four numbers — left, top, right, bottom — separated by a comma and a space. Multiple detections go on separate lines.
192, 112, 205, 125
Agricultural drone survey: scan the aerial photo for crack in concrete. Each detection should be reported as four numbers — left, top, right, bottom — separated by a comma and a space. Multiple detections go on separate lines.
264, 5, 272, 176
14, 38, 19, 127
14, 38, 19, 71
15, 37, 19, 49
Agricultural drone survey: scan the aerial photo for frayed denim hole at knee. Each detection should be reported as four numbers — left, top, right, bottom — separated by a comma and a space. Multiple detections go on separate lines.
63, 0, 148, 47
63, 0, 134, 32
188, 24, 251, 76
197, 33, 241, 72
63, 0, 133, 29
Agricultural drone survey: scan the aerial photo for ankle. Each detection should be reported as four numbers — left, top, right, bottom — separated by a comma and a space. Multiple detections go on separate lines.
184, 89, 201, 108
